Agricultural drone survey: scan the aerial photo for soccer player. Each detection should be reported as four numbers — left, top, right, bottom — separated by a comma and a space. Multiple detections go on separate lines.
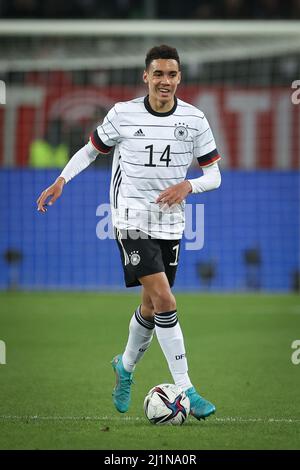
37, 45, 221, 420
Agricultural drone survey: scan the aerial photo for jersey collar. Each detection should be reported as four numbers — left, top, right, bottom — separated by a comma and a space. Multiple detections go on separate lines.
144, 95, 177, 117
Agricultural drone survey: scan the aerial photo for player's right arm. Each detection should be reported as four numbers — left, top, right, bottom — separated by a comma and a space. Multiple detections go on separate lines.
36, 141, 100, 212
36, 105, 120, 213
36, 175, 65, 213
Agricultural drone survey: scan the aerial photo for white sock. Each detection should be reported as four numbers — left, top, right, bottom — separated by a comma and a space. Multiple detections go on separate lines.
155, 310, 192, 391
122, 305, 154, 373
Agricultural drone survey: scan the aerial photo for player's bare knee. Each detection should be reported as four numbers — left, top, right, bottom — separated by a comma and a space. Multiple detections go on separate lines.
141, 291, 155, 318
152, 291, 176, 313
141, 303, 155, 319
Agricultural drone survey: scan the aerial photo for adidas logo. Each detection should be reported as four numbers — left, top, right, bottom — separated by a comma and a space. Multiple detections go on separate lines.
134, 129, 145, 136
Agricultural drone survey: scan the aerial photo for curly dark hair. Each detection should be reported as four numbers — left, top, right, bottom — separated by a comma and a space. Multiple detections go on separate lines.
145, 45, 181, 70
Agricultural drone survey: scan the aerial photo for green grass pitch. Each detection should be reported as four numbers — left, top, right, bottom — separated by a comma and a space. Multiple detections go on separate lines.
0, 292, 299, 450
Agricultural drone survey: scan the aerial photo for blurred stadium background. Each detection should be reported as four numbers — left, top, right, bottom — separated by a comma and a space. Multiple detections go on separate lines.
0, 0, 299, 292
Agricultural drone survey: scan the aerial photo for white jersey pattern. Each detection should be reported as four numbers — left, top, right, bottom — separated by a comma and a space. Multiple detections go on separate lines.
91, 96, 220, 239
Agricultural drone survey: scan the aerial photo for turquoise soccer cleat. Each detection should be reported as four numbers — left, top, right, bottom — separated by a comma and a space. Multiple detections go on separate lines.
111, 354, 134, 413
185, 386, 216, 420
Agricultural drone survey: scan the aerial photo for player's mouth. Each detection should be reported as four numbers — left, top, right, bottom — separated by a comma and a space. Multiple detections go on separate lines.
158, 88, 171, 96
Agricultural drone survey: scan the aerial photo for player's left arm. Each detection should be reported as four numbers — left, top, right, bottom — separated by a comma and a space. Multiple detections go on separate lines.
156, 161, 221, 206
187, 160, 221, 194
156, 112, 221, 206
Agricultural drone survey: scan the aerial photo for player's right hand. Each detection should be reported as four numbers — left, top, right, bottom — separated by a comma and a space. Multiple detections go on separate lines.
36, 177, 65, 213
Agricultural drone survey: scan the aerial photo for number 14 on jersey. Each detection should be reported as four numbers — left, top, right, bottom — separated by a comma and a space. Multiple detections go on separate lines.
145, 145, 171, 167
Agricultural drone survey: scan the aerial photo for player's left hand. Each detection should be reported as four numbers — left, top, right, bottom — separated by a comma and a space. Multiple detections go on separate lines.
156, 180, 192, 207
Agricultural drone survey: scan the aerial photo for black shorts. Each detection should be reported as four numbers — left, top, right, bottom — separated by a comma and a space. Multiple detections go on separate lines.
115, 228, 181, 288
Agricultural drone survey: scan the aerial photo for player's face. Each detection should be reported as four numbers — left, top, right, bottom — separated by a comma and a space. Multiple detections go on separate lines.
143, 59, 181, 108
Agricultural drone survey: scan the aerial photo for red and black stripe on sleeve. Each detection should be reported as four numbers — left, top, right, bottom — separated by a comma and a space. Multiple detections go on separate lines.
197, 148, 221, 167
90, 130, 113, 154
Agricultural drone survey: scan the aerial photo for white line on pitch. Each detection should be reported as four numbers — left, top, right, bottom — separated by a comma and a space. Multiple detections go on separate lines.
0, 415, 299, 423
214, 417, 300, 423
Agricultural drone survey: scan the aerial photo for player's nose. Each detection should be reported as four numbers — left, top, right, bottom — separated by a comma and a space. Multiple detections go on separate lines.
161, 74, 170, 84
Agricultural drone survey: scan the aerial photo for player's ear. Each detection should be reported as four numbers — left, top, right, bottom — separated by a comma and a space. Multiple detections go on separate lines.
143, 70, 148, 84
177, 71, 181, 84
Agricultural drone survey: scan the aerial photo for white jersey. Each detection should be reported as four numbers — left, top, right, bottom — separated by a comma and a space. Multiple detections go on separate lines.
90, 96, 220, 239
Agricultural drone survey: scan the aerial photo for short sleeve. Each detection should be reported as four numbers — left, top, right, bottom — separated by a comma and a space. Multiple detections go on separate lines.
194, 115, 221, 167
90, 106, 121, 154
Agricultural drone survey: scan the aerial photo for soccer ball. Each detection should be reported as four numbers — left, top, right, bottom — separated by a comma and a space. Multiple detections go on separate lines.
143, 383, 190, 425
